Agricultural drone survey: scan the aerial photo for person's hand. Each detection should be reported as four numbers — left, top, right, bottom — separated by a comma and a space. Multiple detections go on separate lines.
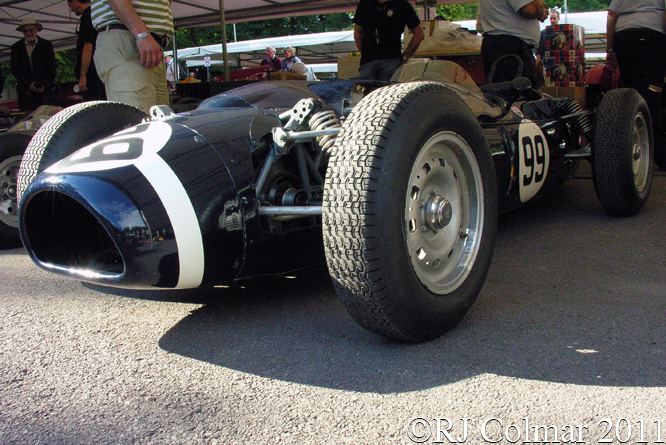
78, 77, 88, 92
136, 35, 163, 69
606, 51, 618, 70
29, 82, 44, 93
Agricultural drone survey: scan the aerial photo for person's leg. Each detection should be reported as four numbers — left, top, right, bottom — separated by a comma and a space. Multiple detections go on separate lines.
153, 63, 169, 107
17, 88, 32, 111
481, 34, 525, 84
359, 60, 379, 80
616, 30, 666, 167
94, 29, 159, 114
377, 58, 402, 81
517, 40, 538, 88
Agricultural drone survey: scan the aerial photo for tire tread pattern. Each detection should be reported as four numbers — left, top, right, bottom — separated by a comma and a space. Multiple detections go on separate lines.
323, 82, 452, 341
593, 88, 652, 216
17, 101, 146, 201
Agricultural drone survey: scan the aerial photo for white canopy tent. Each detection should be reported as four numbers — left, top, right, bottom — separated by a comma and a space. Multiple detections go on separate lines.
0, 0, 475, 60
167, 30, 356, 71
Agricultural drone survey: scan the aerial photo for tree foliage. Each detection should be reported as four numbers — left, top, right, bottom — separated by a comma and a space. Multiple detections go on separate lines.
548, 0, 611, 13
434, 0, 611, 21
175, 13, 354, 49
436, 4, 478, 21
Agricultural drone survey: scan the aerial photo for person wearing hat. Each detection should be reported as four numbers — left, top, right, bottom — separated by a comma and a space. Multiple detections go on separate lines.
10, 18, 57, 111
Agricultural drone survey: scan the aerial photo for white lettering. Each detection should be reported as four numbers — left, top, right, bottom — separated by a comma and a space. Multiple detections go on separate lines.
434, 418, 454, 443
481, 418, 502, 443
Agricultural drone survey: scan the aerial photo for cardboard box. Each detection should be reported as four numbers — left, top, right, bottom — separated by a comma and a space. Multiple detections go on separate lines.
407, 20, 481, 55
337, 55, 361, 79
404, 20, 439, 48
542, 86, 586, 109
544, 50, 584, 62
544, 50, 585, 87
543, 24, 585, 52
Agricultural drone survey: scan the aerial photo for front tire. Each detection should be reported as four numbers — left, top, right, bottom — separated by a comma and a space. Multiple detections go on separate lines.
323, 82, 498, 342
17, 101, 147, 201
593, 89, 653, 216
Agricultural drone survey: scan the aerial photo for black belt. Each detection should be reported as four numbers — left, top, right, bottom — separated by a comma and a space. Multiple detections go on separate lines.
101, 24, 171, 49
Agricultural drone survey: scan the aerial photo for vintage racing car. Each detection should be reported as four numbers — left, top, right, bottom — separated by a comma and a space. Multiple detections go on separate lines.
14, 60, 653, 342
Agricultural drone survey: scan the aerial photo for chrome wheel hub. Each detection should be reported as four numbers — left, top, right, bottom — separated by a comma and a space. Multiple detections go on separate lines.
405, 131, 484, 295
422, 194, 453, 231
0, 155, 23, 229
631, 112, 649, 192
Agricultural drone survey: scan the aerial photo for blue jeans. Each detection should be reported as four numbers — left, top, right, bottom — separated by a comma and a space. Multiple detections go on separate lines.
359, 58, 402, 81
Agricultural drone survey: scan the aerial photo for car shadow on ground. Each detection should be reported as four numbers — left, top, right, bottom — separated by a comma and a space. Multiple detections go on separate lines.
92, 169, 666, 394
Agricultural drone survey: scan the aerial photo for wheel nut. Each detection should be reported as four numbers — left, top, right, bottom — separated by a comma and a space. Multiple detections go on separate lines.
423, 195, 452, 231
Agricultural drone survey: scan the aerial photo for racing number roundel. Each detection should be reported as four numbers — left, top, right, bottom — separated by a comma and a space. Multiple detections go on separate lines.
517, 120, 549, 203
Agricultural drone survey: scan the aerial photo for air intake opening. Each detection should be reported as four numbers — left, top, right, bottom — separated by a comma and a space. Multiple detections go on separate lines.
23, 191, 124, 275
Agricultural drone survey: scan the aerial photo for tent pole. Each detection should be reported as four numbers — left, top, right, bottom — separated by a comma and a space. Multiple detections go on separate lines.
172, 32, 181, 81
219, 0, 230, 81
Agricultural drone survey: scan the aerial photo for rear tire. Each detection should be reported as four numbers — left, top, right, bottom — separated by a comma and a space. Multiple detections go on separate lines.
0, 133, 33, 248
593, 89, 653, 216
323, 82, 498, 342
17, 101, 147, 201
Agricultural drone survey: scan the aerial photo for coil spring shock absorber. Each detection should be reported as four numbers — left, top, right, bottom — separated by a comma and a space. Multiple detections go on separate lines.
562, 98, 593, 140
308, 110, 340, 153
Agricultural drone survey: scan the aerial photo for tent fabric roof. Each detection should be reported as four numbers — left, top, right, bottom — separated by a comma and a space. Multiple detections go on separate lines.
0, 0, 472, 60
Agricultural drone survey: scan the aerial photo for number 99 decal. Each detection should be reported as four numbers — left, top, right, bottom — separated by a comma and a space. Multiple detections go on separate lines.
518, 120, 550, 203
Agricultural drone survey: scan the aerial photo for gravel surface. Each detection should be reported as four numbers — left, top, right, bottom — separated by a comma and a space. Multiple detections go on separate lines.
1, 166, 665, 444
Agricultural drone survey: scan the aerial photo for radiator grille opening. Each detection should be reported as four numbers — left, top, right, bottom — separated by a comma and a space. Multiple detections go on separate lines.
23, 191, 124, 275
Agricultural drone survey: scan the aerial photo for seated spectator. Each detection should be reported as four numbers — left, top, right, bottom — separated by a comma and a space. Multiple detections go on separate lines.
281, 47, 302, 72
260, 46, 282, 70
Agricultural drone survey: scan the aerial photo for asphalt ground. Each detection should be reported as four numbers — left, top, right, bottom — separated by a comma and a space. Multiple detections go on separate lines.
1, 162, 665, 444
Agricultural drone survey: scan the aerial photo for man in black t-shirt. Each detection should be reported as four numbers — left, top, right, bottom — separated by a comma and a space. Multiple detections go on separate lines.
67, 0, 106, 100
353, 0, 424, 81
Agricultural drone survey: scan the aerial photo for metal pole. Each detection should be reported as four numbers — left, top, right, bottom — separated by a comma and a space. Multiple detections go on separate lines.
219, 0, 229, 81
172, 32, 180, 81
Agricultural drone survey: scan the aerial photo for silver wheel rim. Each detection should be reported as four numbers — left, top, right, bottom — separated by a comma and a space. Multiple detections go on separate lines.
631, 111, 650, 192
405, 131, 484, 294
0, 155, 23, 229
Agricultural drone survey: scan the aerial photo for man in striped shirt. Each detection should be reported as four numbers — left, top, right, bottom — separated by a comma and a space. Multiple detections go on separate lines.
91, 0, 173, 114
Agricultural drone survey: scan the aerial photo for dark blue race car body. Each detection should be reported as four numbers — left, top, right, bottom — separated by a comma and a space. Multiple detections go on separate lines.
17, 61, 652, 340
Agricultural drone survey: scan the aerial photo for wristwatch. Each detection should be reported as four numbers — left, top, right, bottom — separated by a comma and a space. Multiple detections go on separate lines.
401, 55, 408, 62
135, 31, 151, 40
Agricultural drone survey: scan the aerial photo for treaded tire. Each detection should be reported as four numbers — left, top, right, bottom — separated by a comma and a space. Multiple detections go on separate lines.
593, 88, 653, 217
323, 82, 498, 342
17, 101, 147, 201
0, 133, 33, 248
